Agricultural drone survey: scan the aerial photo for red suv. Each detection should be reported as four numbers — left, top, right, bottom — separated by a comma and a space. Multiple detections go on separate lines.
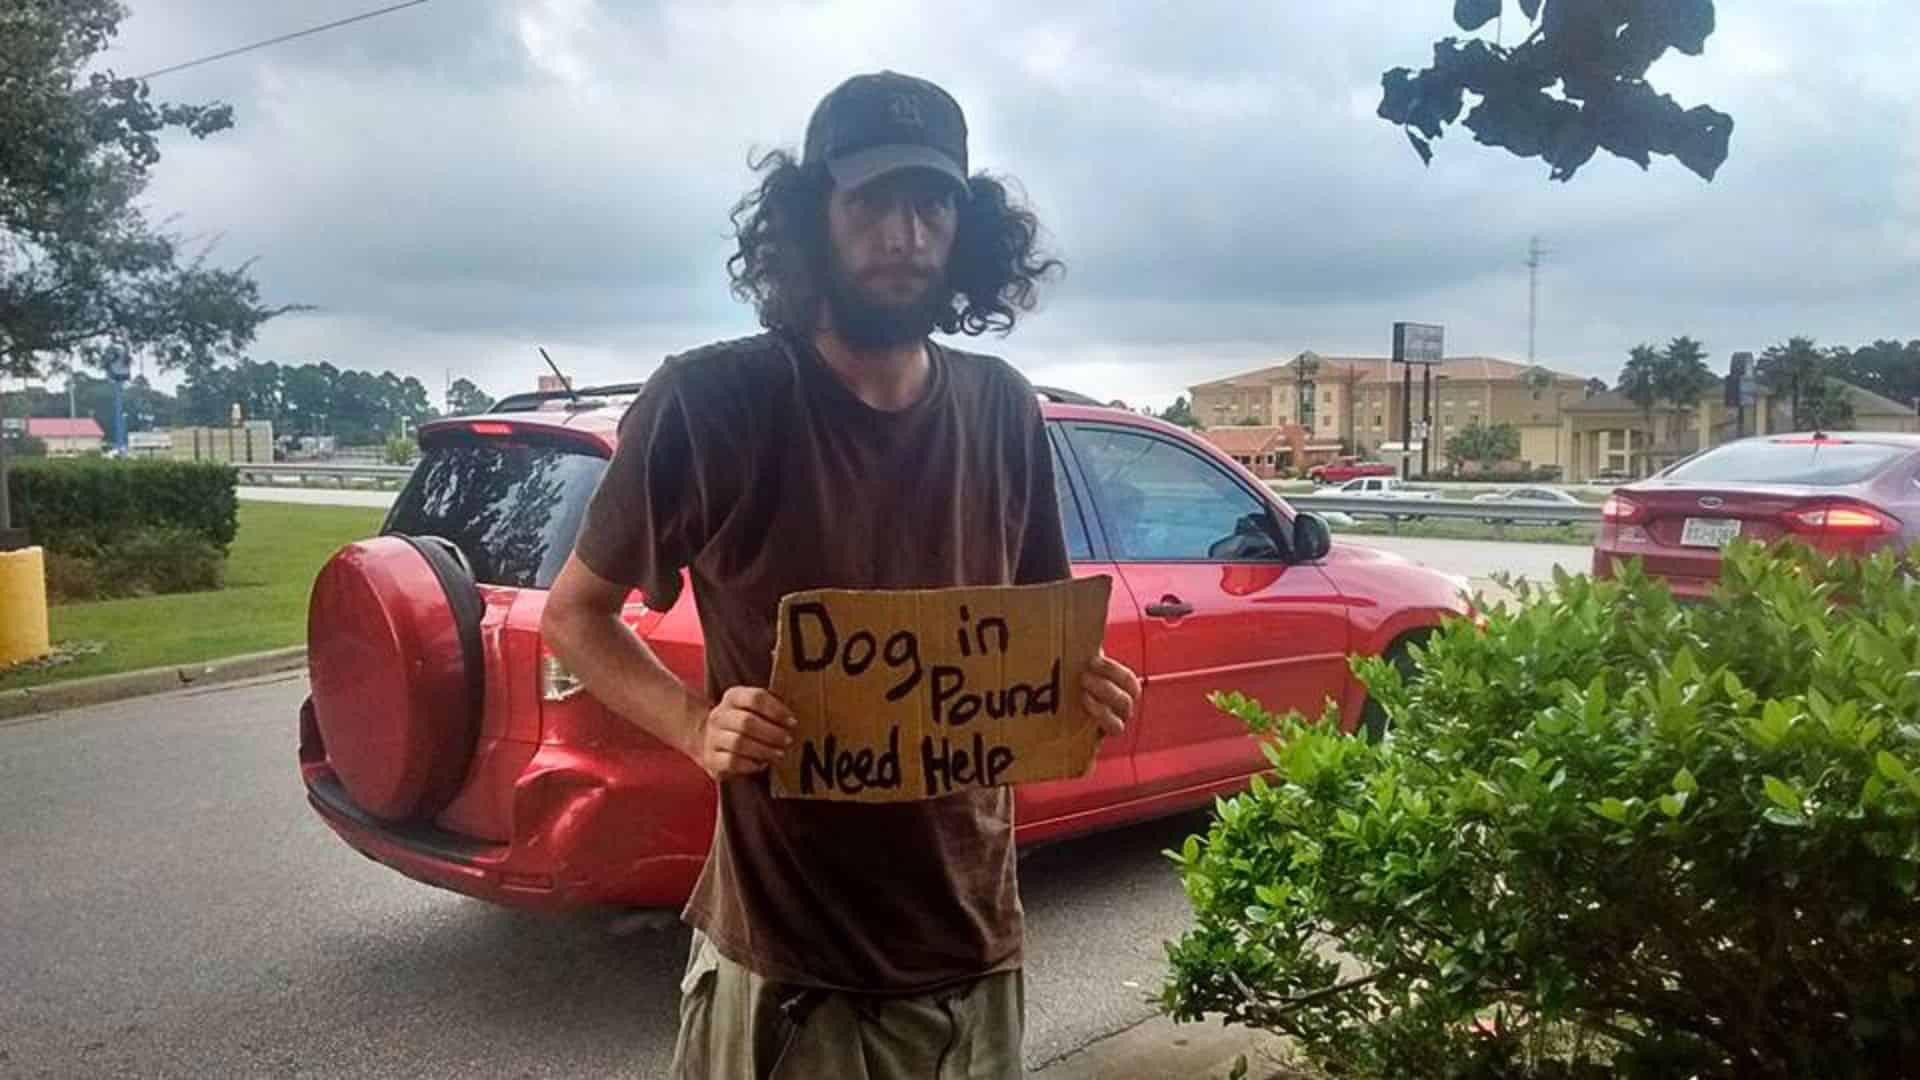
299, 384, 1470, 912
1595, 432, 1920, 598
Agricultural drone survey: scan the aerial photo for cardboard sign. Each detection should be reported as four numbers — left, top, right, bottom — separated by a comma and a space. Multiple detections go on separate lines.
769, 576, 1112, 803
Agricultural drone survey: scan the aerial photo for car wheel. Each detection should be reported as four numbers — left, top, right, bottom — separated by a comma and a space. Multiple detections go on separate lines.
1359, 640, 1423, 742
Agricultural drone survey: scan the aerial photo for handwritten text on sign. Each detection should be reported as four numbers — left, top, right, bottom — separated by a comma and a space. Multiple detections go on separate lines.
768, 577, 1112, 802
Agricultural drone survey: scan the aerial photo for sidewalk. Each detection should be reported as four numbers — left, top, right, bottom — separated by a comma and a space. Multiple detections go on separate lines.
1031, 1013, 1303, 1079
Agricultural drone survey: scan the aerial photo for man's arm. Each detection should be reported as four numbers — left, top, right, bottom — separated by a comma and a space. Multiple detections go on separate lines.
541, 554, 793, 779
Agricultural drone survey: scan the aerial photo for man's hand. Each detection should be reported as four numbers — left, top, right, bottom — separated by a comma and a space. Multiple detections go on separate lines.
692, 687, 796, 780
1081, 652, 1140, 738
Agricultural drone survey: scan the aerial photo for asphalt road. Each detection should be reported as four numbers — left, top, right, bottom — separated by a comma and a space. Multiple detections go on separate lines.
1343, 534, 1590, 587
0, 676, 1210, 1078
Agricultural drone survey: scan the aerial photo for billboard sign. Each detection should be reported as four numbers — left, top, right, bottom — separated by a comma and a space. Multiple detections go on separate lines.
1392, 322, 1445, 366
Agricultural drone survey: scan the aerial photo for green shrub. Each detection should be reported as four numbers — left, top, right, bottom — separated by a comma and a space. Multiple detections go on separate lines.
101, 526, 225, 596
43, 550, 103, 603
42, 526, 225, 603
384, 435, 417, 466
1162, 543, 1920, 1079
6, 458, 237, 555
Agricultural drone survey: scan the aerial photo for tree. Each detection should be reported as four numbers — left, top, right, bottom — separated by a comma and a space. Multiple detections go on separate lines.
1584, 376, 1609, 397
1829, 339, 1920, 413
446, 377, 496, 416
1159, 395, 1201, 429
1523, 365, 1555, 394
1756, 336, 1831, 430
1379, 0, 1733, 182
1654, 335, 1715, 445
1797, 376, 1856, 431
1444, 420, 1521, 470
1617, 343, 1661, 467
22, 369, 176, 432
2, 1, 297, 535
1, 1, 297, 378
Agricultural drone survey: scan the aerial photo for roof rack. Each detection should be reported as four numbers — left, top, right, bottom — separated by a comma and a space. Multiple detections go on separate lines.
1033, 385, 1105, 407
489, 381, 647, 414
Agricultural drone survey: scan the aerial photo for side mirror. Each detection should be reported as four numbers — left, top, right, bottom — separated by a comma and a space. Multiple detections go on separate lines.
1210, 513, 1286, 560
1291, 512, 1332, 562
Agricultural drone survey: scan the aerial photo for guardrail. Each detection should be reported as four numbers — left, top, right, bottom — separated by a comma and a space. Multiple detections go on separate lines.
1282, 494, 1601, 536
233, 462, 417, 489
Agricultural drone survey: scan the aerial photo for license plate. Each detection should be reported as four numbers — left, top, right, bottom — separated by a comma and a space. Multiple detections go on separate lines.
1681, 517, 1741, 548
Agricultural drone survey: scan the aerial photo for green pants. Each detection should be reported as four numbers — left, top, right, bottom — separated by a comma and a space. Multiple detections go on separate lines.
669, 931, 1025, 1079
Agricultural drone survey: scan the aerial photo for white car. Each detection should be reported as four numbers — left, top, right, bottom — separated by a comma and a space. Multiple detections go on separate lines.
1470, 486, 1584, 526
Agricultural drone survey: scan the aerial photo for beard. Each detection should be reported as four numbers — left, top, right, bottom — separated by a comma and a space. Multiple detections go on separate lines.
822, 253, 952, 350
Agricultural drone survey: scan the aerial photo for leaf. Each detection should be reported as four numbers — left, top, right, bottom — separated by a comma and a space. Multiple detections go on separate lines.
1763, 807, 1808, 829
1658, 793, 1686, 818
1762, 775, 1802, 814
1406, 130, 1434, 166
1673, 767, 1698, 794
1517, 0, 1541, 19
1589, 798, 1630, 824
1876, 750, 1912, 785
1454, 0, 1502, 32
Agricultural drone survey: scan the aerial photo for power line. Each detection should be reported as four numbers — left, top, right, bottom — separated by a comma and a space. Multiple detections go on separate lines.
130, 0, 431, 82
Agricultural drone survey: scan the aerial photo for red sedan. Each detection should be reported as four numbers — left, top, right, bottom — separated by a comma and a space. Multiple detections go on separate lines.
1594, 432, 1920, 598
299, 385, 1470, 912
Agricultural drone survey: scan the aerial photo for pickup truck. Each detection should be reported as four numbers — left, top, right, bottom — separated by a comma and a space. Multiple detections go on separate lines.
1307, 458, 1398, 484
1317, 476, 1437, 499
1313, 477, 1441, 519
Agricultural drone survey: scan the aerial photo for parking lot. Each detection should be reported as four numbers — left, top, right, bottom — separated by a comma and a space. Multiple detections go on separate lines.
0, 675, 1215, 1077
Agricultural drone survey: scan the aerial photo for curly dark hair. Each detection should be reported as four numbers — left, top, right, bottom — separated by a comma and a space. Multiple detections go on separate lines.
726, 149, 1063, 337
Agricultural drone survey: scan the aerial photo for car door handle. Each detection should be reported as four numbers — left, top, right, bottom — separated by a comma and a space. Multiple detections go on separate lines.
1145, 597, 1194, 619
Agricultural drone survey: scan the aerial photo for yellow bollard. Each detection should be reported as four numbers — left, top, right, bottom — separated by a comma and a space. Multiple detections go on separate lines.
0, 546, 52, 669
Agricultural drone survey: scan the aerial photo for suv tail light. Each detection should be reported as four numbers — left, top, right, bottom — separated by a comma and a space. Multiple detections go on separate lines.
1601, 494, 1647, 525
1784, 503, 1900, 537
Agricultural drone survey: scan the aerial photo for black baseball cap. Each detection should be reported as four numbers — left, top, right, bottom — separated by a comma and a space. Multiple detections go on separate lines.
803, 71, 969, 192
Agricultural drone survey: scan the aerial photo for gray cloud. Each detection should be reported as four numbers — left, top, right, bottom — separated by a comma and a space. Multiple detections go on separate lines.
90, 0, 1920, 408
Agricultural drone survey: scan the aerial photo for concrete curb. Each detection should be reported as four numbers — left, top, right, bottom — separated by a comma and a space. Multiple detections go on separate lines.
1031, 1013, 1301, 1079
0, 646, 306, 723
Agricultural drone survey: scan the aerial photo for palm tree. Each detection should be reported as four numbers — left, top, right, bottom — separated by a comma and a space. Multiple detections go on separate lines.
1758, 336, 1826, 430
1618, 344, 1661, 474
1656, 336, 1715, 450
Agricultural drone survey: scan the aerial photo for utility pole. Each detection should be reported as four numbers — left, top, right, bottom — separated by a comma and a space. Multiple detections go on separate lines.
1526, 234, 1548, 368
1401, 360, 1413, 479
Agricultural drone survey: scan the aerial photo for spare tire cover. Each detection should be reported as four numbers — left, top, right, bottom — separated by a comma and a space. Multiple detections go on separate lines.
307, 535, 484, 821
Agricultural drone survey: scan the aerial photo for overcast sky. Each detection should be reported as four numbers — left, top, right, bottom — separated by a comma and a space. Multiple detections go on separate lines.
90, 1, 1920, 410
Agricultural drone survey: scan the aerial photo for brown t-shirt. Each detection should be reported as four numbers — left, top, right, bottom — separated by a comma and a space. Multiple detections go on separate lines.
572, 331, 1071, 993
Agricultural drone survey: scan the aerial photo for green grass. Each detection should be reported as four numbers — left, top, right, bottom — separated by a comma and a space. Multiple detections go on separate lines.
1332, 517, 1599, 545
0, 502, 384, 692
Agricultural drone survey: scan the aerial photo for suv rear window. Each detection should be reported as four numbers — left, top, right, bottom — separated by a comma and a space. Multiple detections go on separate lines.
384, 437, 607, 588
1663, 440, 1911, 486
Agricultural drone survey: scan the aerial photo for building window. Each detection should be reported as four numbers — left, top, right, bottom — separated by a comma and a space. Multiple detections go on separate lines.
1444, 414, 1455, 428
1323, 390, 1334, 404
1373, 415, 1384, 428
1532, 413, 1543, 422
1532, 390, 1543, 401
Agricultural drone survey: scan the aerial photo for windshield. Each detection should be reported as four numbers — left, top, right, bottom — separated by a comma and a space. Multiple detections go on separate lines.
384, 438, 607, 588
1662, 441, 1910, 487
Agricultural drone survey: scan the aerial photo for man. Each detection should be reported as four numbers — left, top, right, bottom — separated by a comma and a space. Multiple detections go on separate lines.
542, 71, 1140, 1078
